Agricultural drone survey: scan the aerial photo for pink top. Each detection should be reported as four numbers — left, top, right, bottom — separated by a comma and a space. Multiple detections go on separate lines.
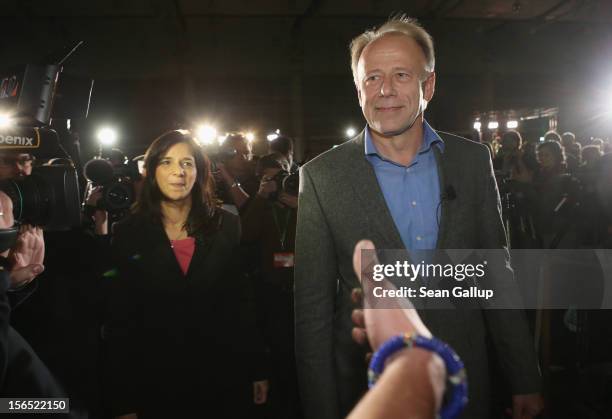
170, 237, 195, 275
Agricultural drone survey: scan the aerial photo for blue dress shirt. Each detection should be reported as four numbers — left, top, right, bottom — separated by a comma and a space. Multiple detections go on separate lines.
365, 121, 445, 250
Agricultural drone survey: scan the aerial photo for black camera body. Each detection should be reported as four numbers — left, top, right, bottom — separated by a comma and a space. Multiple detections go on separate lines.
269, 170, 299, 201
0, 164, 81, 230
0, 53, 93, 231
0, 126, 82, 230
83, 158, 139, 216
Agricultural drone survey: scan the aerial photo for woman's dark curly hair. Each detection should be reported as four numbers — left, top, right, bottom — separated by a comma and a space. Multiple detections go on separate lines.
132, 130, 219, 235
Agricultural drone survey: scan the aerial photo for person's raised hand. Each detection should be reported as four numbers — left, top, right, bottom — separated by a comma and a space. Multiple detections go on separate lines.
8, 224, 45, 289
278, 192, 298, 208
351, 240, 431, 353
257, 177, 277, 199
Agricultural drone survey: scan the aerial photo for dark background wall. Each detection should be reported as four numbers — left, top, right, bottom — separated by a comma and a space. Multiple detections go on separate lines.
1, 0, 612, 159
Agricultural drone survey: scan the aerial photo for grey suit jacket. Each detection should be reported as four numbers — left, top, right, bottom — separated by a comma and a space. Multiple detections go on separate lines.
294, 129, 541, 419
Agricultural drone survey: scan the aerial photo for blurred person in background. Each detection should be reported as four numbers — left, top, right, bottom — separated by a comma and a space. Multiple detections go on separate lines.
269, 135, 299, 172
212, 133, 258, 212
493, 130, 527, 179
533, 140, 581, 248
566, 142, 582, 166
544, 130, 562, 143
241, 153, 300, 419
590, 137, 604, 152
561, 132, 576, 150
561, 132, 579, 173
581, 144, 603, 169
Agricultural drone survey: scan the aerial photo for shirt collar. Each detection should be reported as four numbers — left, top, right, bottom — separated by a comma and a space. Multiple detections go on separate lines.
364, 120, 445, 157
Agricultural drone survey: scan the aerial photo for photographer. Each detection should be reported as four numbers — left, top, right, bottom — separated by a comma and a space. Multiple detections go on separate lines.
0, 146, 109, 417
0, 190, 74, 417
82, 149, 144, 234
212, 134, 259, 212
493, 130, 528, 179
269, 135, 299, 173
240, 153, 300, 419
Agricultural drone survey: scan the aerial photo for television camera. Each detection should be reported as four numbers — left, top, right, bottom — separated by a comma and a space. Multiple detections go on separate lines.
0, 42, 93, 235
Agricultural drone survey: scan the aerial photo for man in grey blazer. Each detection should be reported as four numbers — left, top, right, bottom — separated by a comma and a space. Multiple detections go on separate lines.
295, 15, 543, 419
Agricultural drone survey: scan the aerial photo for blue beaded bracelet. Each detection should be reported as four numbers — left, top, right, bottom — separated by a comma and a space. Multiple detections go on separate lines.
368, 333, 468, 419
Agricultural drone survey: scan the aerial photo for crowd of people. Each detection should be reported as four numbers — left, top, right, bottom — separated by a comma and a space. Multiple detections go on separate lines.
0, 130, 304, 419
487, 130, 612, 249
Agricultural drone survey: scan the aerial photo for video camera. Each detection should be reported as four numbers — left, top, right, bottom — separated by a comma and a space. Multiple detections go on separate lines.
83, 154, 141, 220
0, 43, 93, 231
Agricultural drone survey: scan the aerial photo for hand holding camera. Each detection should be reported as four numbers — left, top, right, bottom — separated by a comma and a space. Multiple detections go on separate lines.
0, 191, 44, 289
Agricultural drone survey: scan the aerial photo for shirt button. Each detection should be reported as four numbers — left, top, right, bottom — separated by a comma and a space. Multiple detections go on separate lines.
411, 201, 417, 206
416, 236, 422, 241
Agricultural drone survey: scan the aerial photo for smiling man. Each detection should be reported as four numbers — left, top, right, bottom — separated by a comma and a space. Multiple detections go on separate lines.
295, 15, 543, 419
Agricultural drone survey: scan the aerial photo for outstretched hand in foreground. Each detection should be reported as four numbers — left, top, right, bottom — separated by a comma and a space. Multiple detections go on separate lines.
347, 240, 446, 419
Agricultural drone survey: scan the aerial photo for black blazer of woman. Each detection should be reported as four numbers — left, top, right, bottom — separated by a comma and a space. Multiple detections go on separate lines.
104, 209, 265, 418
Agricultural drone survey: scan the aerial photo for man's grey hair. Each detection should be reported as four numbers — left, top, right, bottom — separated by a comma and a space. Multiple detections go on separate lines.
349, 14, 435, 86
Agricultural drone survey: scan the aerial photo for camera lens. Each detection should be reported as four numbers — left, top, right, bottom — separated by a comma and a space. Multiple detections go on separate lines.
104, 181, 134, 211
0, 165, 81, 230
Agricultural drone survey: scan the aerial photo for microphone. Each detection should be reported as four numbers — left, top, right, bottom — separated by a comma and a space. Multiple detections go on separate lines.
442, 185, 457, 201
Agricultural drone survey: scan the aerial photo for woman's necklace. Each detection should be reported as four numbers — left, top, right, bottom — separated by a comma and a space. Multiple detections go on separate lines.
166, 222, 188, 246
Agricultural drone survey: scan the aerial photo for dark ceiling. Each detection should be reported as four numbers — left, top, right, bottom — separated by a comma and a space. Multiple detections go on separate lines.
2, 0, 612, 158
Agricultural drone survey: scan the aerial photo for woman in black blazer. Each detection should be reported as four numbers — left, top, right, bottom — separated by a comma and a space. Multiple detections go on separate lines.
105, 130, 267, 419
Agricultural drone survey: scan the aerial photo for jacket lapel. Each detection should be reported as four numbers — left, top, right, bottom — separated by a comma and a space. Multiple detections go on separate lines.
184, 231, 215, 280
142, 220, 185, 278
345, 132, 404, 250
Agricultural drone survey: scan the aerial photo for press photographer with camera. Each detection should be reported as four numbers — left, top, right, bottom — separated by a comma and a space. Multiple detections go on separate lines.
269, 135, 299, 173
240, 152, 300, 419
82, 148, 144, 235
210, 133, 257, 212
0, 190, 73, 413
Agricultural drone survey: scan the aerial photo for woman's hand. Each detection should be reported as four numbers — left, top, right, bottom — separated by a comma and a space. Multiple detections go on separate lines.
253, 379, 269, 405
351, 240, 431, 353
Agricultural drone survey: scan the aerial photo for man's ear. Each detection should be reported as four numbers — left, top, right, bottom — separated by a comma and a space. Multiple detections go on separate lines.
423, 72, 436, 103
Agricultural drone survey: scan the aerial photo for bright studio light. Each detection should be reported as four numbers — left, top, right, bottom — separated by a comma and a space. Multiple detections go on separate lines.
217, 133, 228, 144
245, 132, 255, 142
345, 127, 356, 138
488, 121, 499, 130
196, 124, 217, 145
97, 127, 118, 146
473, 121, 482, 131
0, 113, 14, 128
267, 129, 280, 142
506, 120, 519, 129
